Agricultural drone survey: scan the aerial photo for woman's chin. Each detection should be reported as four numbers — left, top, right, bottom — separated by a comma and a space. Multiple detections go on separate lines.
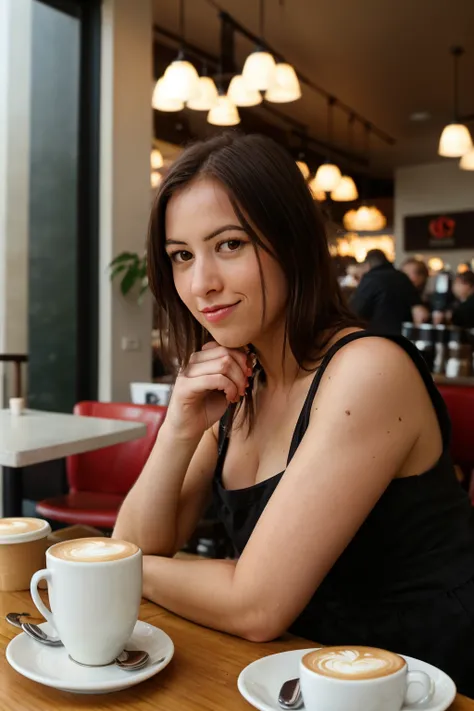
207, 329, 250, 350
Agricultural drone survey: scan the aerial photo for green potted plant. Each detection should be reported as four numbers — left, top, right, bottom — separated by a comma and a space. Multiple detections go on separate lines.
109, 251, 148, 303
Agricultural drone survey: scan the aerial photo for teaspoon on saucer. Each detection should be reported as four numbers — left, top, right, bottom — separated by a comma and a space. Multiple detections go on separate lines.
6, 612, 156, 671
6, 612, 44, 629
278, 678, 303, 709
21, 622, 63, 647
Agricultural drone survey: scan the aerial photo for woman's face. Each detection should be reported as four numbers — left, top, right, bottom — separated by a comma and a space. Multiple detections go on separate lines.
165, 178, 287, 349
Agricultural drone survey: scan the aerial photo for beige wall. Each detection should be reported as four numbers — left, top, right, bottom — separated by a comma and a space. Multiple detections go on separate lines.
0, 0, 31, 407
99, 0, 153, 402
394, 161, 474, 269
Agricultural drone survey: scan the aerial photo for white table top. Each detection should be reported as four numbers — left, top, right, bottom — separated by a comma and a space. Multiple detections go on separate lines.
0, 409, 147, 468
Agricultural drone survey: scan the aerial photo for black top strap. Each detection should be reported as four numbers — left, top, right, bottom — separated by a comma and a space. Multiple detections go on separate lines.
287, 331, 451, 463
216, 331, 451, 479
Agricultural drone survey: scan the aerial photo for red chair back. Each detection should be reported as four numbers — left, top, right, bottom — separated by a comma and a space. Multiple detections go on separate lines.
436, 385, 474, 491
67, 402, 166, 496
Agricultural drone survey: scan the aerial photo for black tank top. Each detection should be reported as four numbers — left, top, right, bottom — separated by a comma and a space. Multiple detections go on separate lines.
212, 332, 474, 697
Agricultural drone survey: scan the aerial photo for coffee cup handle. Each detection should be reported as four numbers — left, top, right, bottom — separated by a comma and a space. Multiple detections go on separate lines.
30, 569, 56, 630
403, 670, 435, 708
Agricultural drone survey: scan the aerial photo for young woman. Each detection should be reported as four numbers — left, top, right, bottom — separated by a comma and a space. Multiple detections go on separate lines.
114, 133, 474, 696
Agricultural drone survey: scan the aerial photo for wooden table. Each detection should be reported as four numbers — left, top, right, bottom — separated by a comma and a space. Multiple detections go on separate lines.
0, 409, 146, 517
0, 589, 471, 711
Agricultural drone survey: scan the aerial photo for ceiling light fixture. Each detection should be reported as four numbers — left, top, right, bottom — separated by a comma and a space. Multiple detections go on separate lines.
331, 176, 358, 201
227, 75, 262, 107
160, 0, 200, 103
150, 149, 164, 170
152, 78, 184, 112
187, 72, 219, 110
207, 93, 240, 126
460, 147, 474, 170
343, 125, 386, 231
331, 114, 358, 201
265, 63, 301, 103
312, 98, 341, 192
343, 206, 387, 232
438, 47, 473, 158
242, 0, 276, 91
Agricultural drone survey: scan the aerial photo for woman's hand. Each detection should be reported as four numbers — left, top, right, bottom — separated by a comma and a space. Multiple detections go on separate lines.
164, 342, 251, 440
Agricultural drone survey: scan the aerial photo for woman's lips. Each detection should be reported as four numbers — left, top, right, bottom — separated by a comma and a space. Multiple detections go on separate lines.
201, 301, 240, 323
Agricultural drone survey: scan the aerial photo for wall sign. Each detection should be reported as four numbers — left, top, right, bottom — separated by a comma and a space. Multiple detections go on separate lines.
404, 210, 474, 251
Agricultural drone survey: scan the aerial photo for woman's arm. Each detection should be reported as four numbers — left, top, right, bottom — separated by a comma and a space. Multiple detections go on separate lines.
113, 425, 217, 556
113, 341, 249, 556
142, 338, 436, 639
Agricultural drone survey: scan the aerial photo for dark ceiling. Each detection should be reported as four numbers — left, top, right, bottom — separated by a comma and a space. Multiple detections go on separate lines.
153, 0, 474, 179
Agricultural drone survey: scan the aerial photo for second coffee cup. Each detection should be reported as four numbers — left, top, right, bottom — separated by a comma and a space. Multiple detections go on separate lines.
30, 537, 142, 666
0, 517, 51, 592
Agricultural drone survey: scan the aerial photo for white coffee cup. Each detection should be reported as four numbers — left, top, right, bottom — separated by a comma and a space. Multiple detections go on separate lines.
9, 397, 25, 416
300, 647, 435, 711
0, 517, 51, 591
30, 537, 142, 666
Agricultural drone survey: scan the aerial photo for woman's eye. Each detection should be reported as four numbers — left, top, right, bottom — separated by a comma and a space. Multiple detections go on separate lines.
220, 240, 243, 252
170, 250, 193, 263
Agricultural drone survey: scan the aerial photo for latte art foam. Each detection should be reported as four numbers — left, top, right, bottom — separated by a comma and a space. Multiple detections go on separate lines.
303, 647, 405, 680
49, 537, 139, 563
0, 518, 46, 535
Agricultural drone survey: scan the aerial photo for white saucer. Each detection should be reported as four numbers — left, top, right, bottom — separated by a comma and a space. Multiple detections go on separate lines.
6, 619, 174, 694
237, 648, 457, 711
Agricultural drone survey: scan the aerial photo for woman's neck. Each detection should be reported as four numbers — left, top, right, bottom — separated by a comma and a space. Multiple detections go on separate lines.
251, 322, 303, 391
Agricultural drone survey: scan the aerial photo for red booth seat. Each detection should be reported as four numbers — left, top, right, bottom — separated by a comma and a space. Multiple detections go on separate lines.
36, 401, 167, 529
436, 384, 474, 504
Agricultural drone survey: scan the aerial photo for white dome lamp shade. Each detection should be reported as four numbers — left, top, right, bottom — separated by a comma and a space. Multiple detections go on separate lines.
438, 47, 473, 157
331, 175, 358, 201
265, 63, 301, 103
187, 75, 219, 111
313, 162, 342, 192
242, 50, 276, 92
162, 53, 200, 103
460, 147, 474, 170
152, 78, 184, 112
439, 123, 473, 157
207, 93, 241, 127
242, 0, 276, 92
227, 75, 262, 107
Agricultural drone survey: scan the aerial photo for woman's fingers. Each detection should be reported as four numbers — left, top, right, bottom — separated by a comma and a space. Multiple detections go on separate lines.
184, 373, 241, 403
184, 356, 249, 399
188, 345, 250, 376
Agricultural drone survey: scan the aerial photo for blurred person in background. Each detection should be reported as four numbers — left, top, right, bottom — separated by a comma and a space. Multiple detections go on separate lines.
351, 249, 428, 334
401, 258, 430, 302
451, 271, 474, 328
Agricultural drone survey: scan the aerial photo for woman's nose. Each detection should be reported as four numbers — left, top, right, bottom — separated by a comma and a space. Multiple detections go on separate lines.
190, 258, 224, 297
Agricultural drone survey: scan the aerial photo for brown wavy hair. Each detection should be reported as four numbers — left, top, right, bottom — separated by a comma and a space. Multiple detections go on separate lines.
147, 133, 359, 424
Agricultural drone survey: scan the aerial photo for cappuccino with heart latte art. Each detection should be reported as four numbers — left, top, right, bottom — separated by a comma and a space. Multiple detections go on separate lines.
49, 537, 139, 563
302, 646, 406, 680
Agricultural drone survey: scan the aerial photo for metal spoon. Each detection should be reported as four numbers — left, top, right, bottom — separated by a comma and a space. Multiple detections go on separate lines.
21, 622, 63, 647
7, 611, 157, 671
278, 678, 303, 709
6, 612, 43, 629
7, 612, 157, 670
115, 649, 150, 671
